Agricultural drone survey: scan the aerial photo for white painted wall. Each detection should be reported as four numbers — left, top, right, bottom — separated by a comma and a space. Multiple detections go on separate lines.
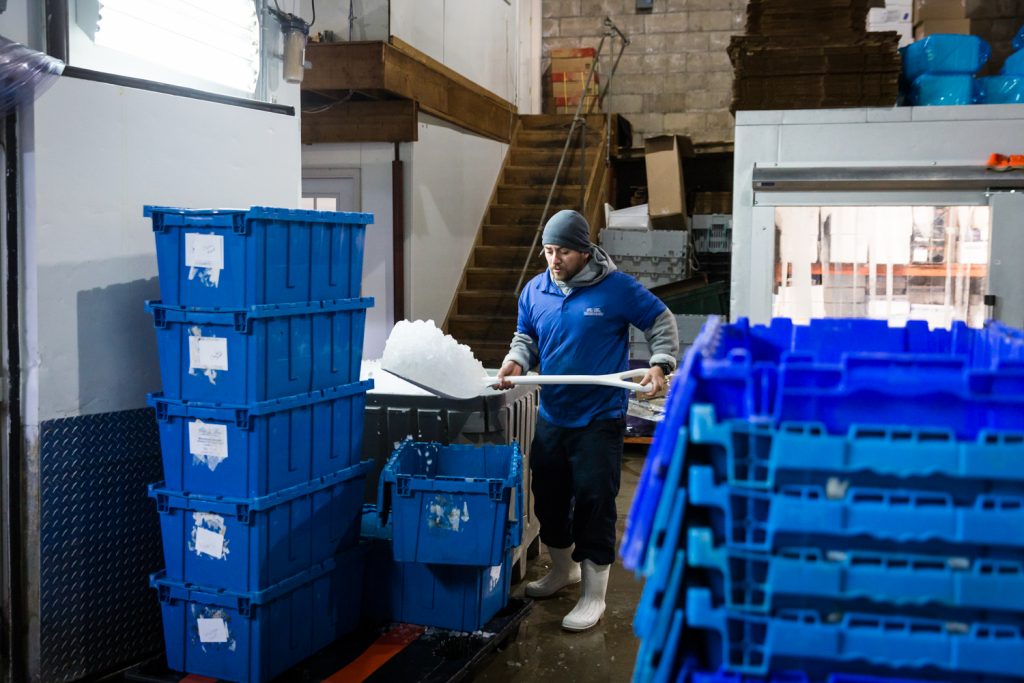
405, 114, 506, 324
25, 77, 302, 423
731, 105, 1024, 324
302, 142, 397, 358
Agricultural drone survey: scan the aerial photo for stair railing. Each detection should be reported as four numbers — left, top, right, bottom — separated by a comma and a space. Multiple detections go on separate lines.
512, 16, 629, 297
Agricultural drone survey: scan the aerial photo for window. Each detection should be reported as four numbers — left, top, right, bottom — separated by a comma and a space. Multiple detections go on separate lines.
68, 0, 264, 99
773, 205, 992, 329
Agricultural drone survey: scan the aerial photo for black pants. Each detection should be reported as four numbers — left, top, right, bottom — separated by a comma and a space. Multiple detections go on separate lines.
529, 415, 625, 566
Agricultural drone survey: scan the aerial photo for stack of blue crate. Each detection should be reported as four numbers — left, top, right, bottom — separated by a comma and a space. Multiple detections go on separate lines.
367, 440, 523, 632
623, 316, 1024, 683
143, 206, 375, 683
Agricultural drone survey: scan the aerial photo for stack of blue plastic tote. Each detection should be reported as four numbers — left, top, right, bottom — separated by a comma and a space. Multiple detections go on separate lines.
143, 206, 375, 683
370, 440, 523, 632
623, 316, 1024, 683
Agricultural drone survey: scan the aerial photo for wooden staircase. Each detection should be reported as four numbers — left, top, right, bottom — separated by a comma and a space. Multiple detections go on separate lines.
443, 113, 611, 366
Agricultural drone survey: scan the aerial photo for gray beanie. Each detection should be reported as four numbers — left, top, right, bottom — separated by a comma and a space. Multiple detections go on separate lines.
541, 210, 592, 253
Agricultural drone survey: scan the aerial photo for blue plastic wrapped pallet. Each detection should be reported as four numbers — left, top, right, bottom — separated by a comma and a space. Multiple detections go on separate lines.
152, 543, 366, 683
151, 460, 370, 592
360, 505, 513, 632
147, 298, 371, 404
975, 75, 1024, 104
150, 381, 371, 498
378, 441, 522, 567
901, 34, 990, 81
146, 205, 372, 308
910, 73, 975, 105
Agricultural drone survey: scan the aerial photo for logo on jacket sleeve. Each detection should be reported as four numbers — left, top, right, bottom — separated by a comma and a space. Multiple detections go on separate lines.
583, 307, 604, 317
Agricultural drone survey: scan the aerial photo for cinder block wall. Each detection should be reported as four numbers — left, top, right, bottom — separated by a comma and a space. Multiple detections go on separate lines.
542, 0, 748, 145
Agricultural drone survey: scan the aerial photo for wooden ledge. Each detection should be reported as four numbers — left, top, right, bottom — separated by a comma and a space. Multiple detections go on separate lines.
302, 38, 517, 144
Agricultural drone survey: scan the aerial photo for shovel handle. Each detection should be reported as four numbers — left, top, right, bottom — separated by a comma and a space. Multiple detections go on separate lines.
497, 368, 655, 394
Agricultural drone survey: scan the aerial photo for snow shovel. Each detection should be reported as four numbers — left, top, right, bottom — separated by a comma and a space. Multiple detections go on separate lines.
380, 363, 656, 401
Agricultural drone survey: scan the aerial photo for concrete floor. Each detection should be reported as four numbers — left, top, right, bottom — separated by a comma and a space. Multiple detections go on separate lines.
473, 446, 648, 682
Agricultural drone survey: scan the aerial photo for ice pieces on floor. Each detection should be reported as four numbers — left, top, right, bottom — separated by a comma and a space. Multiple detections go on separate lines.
380, 319, 488, 400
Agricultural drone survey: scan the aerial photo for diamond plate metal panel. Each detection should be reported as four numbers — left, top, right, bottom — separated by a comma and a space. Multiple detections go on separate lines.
40, 408, 164, 683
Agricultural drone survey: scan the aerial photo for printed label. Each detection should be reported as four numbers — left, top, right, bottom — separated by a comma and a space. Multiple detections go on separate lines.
188, 336, 229, 372
194, 526, 226, 559
197, 617, 229, 643
185, 233, 224, 270
189, 420, 228, 470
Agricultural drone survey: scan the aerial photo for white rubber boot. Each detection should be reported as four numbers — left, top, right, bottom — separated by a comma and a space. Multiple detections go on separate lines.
561, 560, 610, 632
525, 545, 581, 598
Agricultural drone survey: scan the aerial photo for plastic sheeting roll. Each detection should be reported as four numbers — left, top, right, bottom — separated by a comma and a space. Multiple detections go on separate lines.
911, 73, 975, 106
0, 36, 63, 114
901, 34, 990, 82
975, 75, 1024, 104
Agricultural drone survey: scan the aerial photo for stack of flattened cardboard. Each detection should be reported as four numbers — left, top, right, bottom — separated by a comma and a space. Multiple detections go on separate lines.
549, 48, 601, 114
731, 0, 901, 111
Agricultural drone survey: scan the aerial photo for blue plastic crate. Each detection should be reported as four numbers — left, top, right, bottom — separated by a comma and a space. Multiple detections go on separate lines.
151, 381, 370, 498
688, 465, 1024, 552
378, 441, 522, 567
148, 298, 371, 404
688, 668, 938, 683
901, 35, 991, 81
151, 460, 370, 592
152, 544, 365, 683
910, 74, 975, 105
687, 527, 1024, 616
359, 504, 513, 632
688, 403, 1024, 489
147, 205, 372, 309
686, 587, 1024, 678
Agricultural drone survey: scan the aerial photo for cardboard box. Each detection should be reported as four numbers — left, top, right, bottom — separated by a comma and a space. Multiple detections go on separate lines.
913, 17, 970, 37
870, 20, 914, 46
644, 135, 693, 225
550, 47, 596, 59
554, 94, 599, 114
551, 57, 596, 74
914, 0, 966, 20
552, 76, 600, 100
868, 6, 911, 22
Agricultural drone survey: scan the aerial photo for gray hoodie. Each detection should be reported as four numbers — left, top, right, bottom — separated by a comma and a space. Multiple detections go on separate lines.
504, 246, 680, 372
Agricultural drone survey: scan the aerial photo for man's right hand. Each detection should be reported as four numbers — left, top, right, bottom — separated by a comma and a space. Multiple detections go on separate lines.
495, 360, 524, 389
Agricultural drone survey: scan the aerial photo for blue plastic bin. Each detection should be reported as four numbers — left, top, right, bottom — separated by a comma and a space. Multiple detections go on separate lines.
378, 441, 522, 567
152, 544, 365, 683
901, 35, 990, 81
688, 465, 1024, 552
359, 505, 513, 632
688, 403, 1024, 489
148, 298, 371, 404
687, 527, 1024, 616
147, 205, 372, 309
910, 73, 975, 105
151, 381, 371, 498
686, 587, 1024, 678
151, 460, 371, 592
688, 668, 948, 683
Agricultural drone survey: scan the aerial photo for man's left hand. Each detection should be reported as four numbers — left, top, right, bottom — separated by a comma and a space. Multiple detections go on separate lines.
638, 365, 668, 397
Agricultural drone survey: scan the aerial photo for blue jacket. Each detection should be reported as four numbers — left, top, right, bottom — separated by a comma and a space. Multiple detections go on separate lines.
516, 267, 667, 428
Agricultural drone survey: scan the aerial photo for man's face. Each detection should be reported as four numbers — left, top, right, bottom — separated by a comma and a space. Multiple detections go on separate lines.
543, 244, 589, 281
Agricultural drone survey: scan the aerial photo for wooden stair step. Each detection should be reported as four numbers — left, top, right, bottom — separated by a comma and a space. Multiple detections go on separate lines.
509, 147, 600, 167
466, 266, 544, 291
447, 315, 518, 342
490, 205, 572, 226
519, 114, 606, 130
516, 128, 604, 147
481, 224, 546, 246
473, 245, 539, 268
496, 184, 583, 205
456, 290, 520, 316
503, 165, 574, 185
452, 339, 511, 367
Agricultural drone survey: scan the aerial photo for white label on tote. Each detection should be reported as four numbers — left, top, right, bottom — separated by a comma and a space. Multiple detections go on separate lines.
195, 526, 226, 559
197, 617, 229, 643
189, 420, 228, 470
189, 336, 228, 371
185, 233, 224, 270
